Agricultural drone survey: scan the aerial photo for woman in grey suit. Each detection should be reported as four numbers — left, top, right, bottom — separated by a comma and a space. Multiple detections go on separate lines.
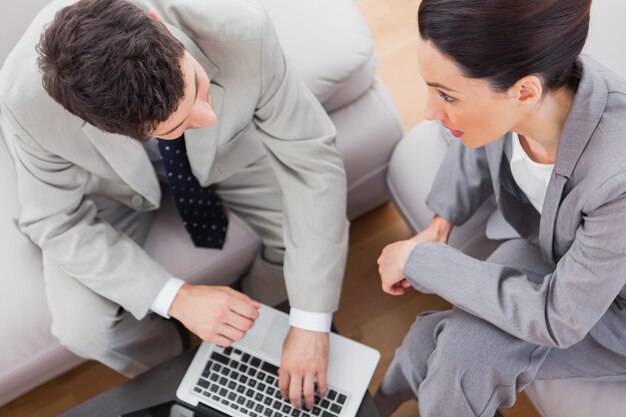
374, 0, 626, 416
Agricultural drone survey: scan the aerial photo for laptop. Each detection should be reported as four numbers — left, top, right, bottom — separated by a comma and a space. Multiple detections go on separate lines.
176, 304, 380, 417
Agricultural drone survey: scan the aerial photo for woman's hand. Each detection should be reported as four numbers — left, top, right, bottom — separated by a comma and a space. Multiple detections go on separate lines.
377, 216, 453, 295
378, 239, 419, 295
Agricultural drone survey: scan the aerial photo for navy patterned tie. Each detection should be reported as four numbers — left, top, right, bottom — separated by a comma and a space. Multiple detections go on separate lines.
157, 135, 228, 249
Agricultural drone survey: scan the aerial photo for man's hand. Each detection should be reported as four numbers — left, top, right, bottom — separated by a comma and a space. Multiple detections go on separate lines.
169, 284, 260, 346
278, 327, 329, 410
378, 215, 453, 296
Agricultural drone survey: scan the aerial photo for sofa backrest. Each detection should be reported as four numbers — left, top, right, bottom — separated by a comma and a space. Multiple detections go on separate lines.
2, 1, 626, 69
585, 0, 626, 78
0, 0, 50, 66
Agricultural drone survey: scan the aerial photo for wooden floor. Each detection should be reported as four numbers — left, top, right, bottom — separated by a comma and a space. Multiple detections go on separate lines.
0, 1, 541, 416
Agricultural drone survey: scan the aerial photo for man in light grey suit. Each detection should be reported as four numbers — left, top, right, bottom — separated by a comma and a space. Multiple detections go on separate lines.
0, 0, 348, 407
374, 0, 626, 416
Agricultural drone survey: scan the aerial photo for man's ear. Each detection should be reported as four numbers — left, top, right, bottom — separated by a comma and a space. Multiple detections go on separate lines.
148, 9, 162, 22
510, 75, 543, 108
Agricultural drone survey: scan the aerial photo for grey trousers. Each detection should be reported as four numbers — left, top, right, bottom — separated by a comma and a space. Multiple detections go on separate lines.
43, 155, 287, 377
376, 239, 626, 417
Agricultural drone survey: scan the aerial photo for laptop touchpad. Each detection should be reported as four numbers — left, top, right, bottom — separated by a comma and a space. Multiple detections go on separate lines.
261, 314, 290, 359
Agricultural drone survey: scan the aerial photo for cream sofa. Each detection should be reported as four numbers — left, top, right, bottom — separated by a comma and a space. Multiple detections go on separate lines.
386, 2, 626, 416
0, 0, 403, 405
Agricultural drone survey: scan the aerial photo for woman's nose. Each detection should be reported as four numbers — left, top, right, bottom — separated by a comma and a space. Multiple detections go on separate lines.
423, 93, 446, 121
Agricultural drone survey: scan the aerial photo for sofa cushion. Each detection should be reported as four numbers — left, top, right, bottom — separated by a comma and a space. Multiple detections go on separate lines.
526, 379, 626, 417
260, 0, 376, 113
331, 80, 402, 219
0, 118, 85, 405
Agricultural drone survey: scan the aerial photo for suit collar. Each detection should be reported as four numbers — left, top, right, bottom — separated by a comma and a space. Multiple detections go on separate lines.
539, 56, 608, 263
552, 56, 607, 178
167, 23, 219, 80
167, 23, 224, 185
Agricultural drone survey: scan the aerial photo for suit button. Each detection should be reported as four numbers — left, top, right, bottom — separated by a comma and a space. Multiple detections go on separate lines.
131, 195, 144, 207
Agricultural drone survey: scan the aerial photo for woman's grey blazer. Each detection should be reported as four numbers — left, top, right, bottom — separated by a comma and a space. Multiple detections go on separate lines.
405, 56, 626, 355
0, 0, 349, 319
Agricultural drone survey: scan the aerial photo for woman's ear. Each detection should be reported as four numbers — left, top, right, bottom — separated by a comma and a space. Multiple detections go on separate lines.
510, 75, 543, 108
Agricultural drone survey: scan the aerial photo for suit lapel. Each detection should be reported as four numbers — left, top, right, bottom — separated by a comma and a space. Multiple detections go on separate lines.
485, 135, 506, 203
82, 123, 161, 206
167, 23, 224, 186
488, 134, 541, 244
538, 174, 567, 264
185, 83, 225, 186
538, 57, 608, 263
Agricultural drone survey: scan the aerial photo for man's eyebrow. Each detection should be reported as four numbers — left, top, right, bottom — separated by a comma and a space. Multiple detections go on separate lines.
426, 81, 459, 93
154, 68, 199, 137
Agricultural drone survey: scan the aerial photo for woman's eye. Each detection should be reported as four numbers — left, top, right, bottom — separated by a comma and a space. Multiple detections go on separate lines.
437, 90, 456, 103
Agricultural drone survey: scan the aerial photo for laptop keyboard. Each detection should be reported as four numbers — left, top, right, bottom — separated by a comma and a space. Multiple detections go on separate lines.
192, 345, 349, 417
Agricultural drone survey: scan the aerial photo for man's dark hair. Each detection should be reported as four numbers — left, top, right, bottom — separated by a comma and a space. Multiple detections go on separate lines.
418, 0, 591, 93
36, 0, 186, 141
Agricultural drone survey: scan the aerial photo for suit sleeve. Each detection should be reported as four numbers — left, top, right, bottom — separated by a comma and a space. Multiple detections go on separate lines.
252, 10, 349, 314
6, 116, 170, 320
404, 173, 626, 348
426, 139, 494, 225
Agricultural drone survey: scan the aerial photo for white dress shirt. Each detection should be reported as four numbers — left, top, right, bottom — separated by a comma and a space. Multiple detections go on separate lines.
509, 132, 555, 214
145, 138, 331, 331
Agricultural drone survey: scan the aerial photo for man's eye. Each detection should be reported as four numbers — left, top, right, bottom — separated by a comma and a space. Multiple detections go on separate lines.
437, 90, 456, 103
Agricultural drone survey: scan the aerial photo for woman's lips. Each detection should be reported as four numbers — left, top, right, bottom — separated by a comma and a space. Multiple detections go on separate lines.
449, 128, 463, 138
443, 124, 463, 138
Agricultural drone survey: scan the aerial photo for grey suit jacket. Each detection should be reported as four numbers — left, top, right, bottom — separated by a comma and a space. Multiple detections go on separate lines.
404, 56, 626, 354
0, 0, 349, 319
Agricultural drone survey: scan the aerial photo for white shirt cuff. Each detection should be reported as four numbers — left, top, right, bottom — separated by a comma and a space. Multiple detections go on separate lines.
150, 277, 186, 318
289, 308, 332, 333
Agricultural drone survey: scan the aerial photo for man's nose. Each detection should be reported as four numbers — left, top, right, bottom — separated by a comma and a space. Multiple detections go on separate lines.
190, 101, 217, 128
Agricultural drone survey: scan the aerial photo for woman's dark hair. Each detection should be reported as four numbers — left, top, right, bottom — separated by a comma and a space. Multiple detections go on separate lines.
37, 0, 186, 141
418, 0, 592, 92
